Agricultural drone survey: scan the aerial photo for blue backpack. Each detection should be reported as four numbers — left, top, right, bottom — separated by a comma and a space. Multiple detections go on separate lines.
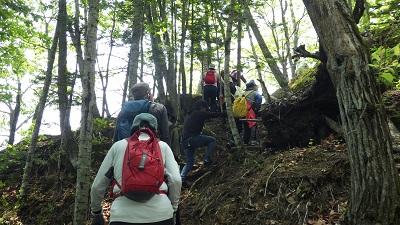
114, 100, 151, 142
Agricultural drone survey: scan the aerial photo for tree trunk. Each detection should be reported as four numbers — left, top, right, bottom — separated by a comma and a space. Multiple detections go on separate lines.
58, 0, 70, 133
8, 82, 21, 146
242, 1, 291, 95
302, 1, 400, 224
236, 17, 242, 87
98, 6, 115, 119
69, 0, 100, 118
246, 23, 271, 103
179, 2, 188, 96
178, 0, 189, 118
162, 1, 178, 110
58, 0, 79, 171
279, 0, 294, 80
289, 0, 300, 77
127, 0, 144, 94
73, 0, 99, 223
145, 3, 167, 103
224, 0, 243, 149
19, 21, 59, 200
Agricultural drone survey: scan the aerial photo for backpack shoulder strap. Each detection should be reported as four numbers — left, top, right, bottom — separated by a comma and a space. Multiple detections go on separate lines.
244, 90, 254, 98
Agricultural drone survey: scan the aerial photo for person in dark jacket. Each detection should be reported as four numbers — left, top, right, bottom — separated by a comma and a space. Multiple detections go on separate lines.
180, 100, 226, 184
113, 82, 170, 145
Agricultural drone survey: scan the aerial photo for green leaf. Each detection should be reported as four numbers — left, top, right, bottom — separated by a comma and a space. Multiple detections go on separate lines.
381, 72, 394, 83
394, 45, 400, 56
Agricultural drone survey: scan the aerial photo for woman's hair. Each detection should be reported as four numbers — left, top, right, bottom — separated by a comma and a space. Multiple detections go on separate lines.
130, 120, 157, 135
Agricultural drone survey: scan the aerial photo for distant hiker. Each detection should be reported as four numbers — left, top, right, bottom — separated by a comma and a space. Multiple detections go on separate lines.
90, 113, 181, 225
243, 80, 262, 145
165, 104, 183, 163
113, 82, 170, 145
203, 64, 220, 112
230, 69, 247, 87
180, 100, 227, 186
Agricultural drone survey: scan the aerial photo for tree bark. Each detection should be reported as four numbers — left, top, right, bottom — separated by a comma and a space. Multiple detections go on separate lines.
19, 20, 59, 200
68, 0, 100, 118
57, 0, 70, 134
58, 0, 79, 172
224, 0, 243, 149
302, 1, 400, 224
145, 3, 167, 103
242, 1, 291, 95
8, 82, 21, 146
127, 0, 144, 94
246, 23, 271, 103
162, 0, 178, 110
179, 0, 188, 96
73, 0, 99, 223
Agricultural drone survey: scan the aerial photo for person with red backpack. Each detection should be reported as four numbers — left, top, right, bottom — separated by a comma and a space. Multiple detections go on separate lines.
203, 64, 220, 112
90, 113, 181, 225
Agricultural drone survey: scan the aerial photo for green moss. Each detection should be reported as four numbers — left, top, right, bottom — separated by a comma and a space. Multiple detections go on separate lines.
289, 64, 319, 91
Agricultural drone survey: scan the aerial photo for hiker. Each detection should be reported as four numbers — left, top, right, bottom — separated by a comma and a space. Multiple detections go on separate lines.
113, 82, 170, 145
165, 104, 183, 163
243, 80, 262, 146
203, 64, 220, 112
90, 113, 181, 225
230, 69, 247, 87
180, 100, 227, 186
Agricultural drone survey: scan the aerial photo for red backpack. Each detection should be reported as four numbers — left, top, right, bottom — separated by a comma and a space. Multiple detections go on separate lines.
204, 71, 216, 84
112, 127, 165, 202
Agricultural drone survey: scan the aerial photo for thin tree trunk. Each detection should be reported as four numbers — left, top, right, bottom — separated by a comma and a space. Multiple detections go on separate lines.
73, 0, 99, 223
302, 1, 400, 224
165, 0, 179, 115
279, 0, 294, 80
145, 3, 167, 103
19, 21, 59, 200
246, 23, 271, 103
189, 2, 194, 96
289, 0, 301, 77
128, 0, 144, 94
224, 0, 243, 149
178, 0, 189, 117
98, 6, 115, 118
236, 18, 242, 87
8, 82, 21, 146
58, 0, 70, 133
68, 0, 100, 118
59, 0, 79, 172
242, 1, 291, 94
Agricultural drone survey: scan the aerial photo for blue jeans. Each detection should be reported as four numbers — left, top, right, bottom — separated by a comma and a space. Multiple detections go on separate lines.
180, 135, 216, 180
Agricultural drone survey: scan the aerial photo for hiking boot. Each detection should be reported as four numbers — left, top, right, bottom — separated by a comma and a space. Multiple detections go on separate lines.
250, 140, 260, 146
203, 160, 216, 167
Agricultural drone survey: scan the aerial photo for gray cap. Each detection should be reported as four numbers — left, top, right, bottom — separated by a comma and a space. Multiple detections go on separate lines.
208, 64, 216, 70
132, 113, 158, 130
130, 82, 151, 100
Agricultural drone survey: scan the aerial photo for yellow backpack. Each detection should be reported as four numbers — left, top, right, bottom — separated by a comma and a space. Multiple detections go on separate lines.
232, 90, 254, 118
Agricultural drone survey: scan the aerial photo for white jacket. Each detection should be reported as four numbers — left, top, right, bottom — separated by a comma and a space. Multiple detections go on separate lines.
90, 133, 181, 223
